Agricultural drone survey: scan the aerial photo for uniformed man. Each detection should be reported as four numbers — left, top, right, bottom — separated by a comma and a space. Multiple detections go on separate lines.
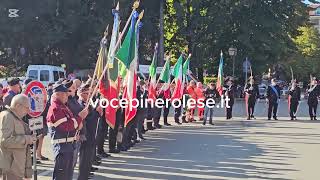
223, 77, 236, 120
266, 78, 281, 120
307, 77, 319, 120
288, 79, 301, 120
63, 80, 86, 179
163, 85, 172, 126
136, 80, 148, 140
3, 78, 21, 106
244, 77, 259, 120
47, 84, 88, 180
77, 84, 102, 180
153, 82, 163, 129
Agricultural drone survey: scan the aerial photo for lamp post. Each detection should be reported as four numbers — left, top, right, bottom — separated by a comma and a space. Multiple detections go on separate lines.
228, 47, 237, 78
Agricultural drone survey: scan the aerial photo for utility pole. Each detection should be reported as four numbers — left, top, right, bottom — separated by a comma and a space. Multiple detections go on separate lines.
159, 0, 165, 66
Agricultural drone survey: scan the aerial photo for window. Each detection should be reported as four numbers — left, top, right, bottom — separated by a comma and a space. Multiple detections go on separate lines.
53, 71, 59, 81
28, 70, 38, 80
40, 70, 49, 81
59, 71, 65, 79
316, 8, 320, 15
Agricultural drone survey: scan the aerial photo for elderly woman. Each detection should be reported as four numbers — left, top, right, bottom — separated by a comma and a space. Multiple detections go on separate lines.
0, 94, 36, 180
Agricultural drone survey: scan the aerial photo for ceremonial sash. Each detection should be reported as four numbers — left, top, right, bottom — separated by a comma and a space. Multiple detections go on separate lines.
270, 86, 280, 103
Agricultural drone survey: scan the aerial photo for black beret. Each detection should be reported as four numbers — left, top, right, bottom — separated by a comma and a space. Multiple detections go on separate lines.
24, 78, 33, 86
53, 84, 70, 93
7, 78, 20, 86
62, 80, 73, 88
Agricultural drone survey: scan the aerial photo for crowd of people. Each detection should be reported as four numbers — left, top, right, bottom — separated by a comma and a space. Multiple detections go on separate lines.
0, 75, 319, 179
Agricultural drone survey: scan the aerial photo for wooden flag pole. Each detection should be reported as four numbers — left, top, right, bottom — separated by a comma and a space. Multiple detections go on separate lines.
86, 1, 140, 109
86, 25, 109, 105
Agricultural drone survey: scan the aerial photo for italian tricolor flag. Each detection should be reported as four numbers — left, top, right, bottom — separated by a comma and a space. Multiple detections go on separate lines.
115, 11, 139, 126
216, 51, 224, 96
159, 56, 171, 91
148, 43, 158, 102
171, 55, 184, 100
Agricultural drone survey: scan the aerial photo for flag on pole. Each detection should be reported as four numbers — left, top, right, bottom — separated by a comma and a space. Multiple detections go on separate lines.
148, 43, 158, 102
102, 4, 120, 129
171, 55, 184, 100
216, 51, 224, 96
115, 10, 141, 126
159, 56, 171, 91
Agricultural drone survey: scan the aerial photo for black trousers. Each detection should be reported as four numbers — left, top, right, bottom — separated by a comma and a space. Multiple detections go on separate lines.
122, 119, 135, 148
268, 102, 278, 119
308, 102, 318, 118
153, 107, 162, 126
53, 152, 74, 180
247, 98, 256, 117
109, 115, 120, 151
226, 104, 234, 119
146, 107, 154, 129
289, 101, 299, 118
136, 109, 146, 138
78, 142, 95, 180
97, 118, 108, 154
163, 104, 170, 124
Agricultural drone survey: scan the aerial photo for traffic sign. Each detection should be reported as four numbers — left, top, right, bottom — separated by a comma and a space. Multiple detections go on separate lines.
23, 81, 48, 118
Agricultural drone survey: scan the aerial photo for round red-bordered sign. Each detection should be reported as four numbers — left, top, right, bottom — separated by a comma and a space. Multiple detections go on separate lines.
23, 81, 48, 118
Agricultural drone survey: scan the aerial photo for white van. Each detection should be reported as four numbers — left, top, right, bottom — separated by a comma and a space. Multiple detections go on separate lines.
26, 65, 66, 87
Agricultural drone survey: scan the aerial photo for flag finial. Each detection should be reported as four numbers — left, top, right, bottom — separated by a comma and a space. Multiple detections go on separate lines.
133, 1, 140, 9
104, 24, 109, 37
116, 2, 120, 10
138, 10, 144, 20
220, 50, 223, 57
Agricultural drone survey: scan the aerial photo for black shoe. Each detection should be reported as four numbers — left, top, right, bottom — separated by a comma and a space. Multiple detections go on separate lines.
98, 152, 111, 158
247, 117, 251, 120
140, 137, 147, 140
291, 117, 294, 120
175, 121, 182, 125
109, 149, 120, 153
273, 116, 278, 120
91, 167, 98, 172
209, 122, 214, 125
95, 156, 102, 162
134, 139, 141, 143
268, 118, 271, 120
314, 117, 317, 120
120, 146, 128, 151
164, 123, 172, 126
155, 124, 162, 129
147, 126, 155, 130
92, 160, 101, 166
182, 120, 188, 123
89, 172, 94, 176
251, 115, 255, 119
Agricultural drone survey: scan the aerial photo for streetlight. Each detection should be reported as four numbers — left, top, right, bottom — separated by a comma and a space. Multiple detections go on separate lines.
228, 47, 237, 78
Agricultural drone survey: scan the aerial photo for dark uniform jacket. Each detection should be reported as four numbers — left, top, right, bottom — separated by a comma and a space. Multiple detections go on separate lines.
79, 100, 100, 145
244, 83, 259, 100
47, 99, 82, 157
223, 85, 236, 105
307, 85, 320, 104
267, 85, 281, 104
289, 86, 301, 103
